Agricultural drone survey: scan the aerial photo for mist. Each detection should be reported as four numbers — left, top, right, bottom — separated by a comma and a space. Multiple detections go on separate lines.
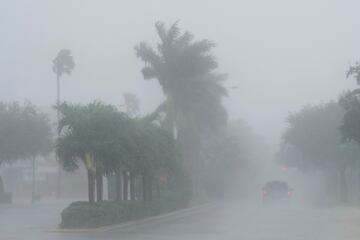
1, 0, 360, 239
1, 0, 359, 150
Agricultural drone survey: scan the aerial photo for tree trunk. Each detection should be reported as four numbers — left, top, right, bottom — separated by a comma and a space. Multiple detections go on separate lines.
142, 175, 146, 201
358, 160, 360, 206
148, 176, 153, 201
130, 172, 135, 200
143, 174, 153, 202
179, 128, 202, 198
115, 172, 122, 201
142, 174, 150, 201
96, 168, 103, 202
87, 170, 95, 204
31, 157, 36, 203
339, 167, 348, 203
56, 73, 62, 199
0, 175, 4, 194
107, 175, 115, 200
123, 171, 129, 200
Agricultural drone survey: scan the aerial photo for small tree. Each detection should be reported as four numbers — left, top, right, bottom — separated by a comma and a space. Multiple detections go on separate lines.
282, 102, 355, 202
0, 102, 52, 201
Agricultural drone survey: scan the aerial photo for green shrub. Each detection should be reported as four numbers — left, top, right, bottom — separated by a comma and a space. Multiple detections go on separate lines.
60, 192, 189, 229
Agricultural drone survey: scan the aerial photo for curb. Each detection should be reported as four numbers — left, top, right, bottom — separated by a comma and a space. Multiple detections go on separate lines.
47, 228, 98, 233
48, 202, 216, 234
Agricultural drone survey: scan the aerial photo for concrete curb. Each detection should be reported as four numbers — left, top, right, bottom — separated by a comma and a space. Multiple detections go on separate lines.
48, 202, 216, 234
47, 228, 98, 233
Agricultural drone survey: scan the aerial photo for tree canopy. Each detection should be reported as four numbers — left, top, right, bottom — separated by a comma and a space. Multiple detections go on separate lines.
0, 102, 52, 165
282, 102, 348, 170
56, 102, 131, 173
52, 49, 75, 77
135, 21, 228, 193
280, 101, 358, 202
339, 91, 360, 144
56, 101, 182, 202
135, 21, 227, 135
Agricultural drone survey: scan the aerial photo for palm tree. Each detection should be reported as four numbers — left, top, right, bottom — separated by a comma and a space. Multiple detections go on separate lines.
53, 49, 75, 108
56, 102, 179, 203
56, 102, 130, 203
135, 21, 227, 194
52, 49, 75, 198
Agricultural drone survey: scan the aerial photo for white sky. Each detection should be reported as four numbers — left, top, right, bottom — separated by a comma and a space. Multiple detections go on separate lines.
1, 0, 360, 152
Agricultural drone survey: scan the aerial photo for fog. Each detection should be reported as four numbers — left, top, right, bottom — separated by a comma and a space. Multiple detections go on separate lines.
1, 0, 360, 239
1, 0, 359, 150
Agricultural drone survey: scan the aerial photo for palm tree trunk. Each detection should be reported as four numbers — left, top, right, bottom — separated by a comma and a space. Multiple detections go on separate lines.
180, 129, 202, 197
31, 157, 36, 203
148, 176, 153, 201
142, 175, 146, 201
115, 172, 122, 201
141, 173, 154, 201
123, 171, 129, 200
144, 174, 153, 201
358, 160, 360, 206
96, 168, 103, 202
87, 170, 95, 204
130, 172, 135, 200
56, 74, 62, 199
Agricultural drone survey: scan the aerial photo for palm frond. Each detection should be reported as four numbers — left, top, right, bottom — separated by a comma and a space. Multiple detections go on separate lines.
166, 21, 180, 44
134, 42, 162, 67
155, 21, 167, 43
141, 66, 157, 80
174, 31, 194, 50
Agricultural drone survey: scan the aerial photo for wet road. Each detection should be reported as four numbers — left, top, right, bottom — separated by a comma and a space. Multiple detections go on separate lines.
1, 200, 360, 240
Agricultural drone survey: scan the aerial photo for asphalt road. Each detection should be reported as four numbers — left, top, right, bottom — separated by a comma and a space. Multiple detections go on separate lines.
1, 199, 360, 240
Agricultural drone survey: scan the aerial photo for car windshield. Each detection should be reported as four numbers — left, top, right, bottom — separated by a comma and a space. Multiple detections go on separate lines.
266, 181, 289, 190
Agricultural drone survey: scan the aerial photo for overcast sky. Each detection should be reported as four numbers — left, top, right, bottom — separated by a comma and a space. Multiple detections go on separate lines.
1, 0, 360, 152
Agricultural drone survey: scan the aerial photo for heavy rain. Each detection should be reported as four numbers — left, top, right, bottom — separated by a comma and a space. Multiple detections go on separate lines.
1, 1, 360, 239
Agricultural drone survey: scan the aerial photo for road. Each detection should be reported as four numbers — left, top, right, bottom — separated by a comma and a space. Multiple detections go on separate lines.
1, 199, 360, 240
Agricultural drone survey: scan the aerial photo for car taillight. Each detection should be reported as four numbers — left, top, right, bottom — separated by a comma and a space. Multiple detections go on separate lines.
287, 191, 293, 197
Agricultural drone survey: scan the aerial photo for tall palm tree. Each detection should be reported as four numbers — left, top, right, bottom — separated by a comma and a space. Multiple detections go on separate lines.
53, 49, 75, 110
52, 49, 75, 198
135, 21, 227, 194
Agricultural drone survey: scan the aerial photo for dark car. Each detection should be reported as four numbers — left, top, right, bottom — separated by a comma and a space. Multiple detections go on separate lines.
262, 181, 293, 204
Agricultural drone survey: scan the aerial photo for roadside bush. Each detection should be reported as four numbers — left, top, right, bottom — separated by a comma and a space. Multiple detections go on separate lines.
60, 191, 189, 228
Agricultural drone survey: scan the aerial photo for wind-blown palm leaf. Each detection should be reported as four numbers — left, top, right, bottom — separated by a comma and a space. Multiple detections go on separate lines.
346, 62, 360, 84
174, 31, 194, 50
134, 43, 162, 68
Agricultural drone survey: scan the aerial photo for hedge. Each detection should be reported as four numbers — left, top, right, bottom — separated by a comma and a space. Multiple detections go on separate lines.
60, 191, 190, 229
